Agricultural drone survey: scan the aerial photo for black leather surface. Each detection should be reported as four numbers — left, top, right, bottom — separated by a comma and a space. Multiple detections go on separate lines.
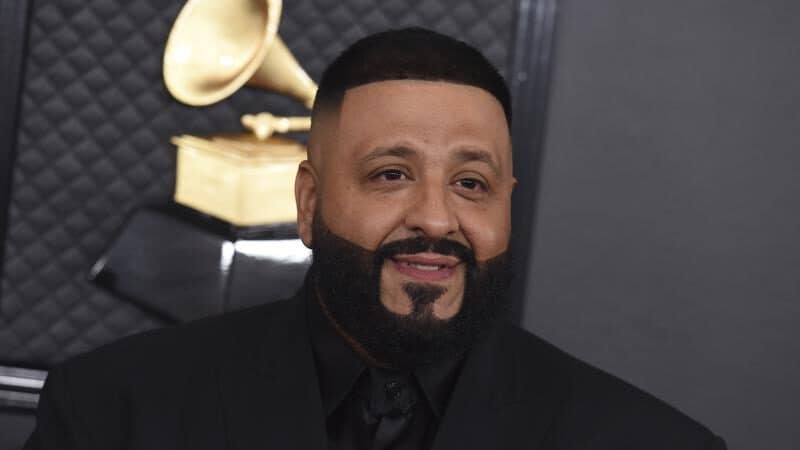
0, 0, 32, 310
0, 0, 517, 366
89, 204, 312, 322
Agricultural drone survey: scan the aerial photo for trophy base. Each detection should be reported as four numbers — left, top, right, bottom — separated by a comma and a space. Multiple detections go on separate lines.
172, 133, 306, 226
89, 203, 311, 322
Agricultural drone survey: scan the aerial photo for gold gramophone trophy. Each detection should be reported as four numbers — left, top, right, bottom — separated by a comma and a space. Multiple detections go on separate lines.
164, 0, 316, 226
90, 0, 315, 322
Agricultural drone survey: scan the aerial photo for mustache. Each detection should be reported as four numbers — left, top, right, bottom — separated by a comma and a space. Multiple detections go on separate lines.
375, 236, 475, 266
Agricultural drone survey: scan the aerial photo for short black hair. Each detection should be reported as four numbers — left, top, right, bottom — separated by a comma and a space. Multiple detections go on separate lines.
313, 27, 512, 126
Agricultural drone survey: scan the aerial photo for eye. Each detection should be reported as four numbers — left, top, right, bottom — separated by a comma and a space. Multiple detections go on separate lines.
455, 177, 488, 192
380, 170, 405, 181
370, 168, 410, 182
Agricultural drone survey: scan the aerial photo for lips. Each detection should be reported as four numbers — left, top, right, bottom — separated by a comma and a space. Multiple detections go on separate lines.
390, 253, 461, 282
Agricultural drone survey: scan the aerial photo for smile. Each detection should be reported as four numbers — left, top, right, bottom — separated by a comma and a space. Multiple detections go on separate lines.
404, 262, 444, 271
390, 253, 461, 282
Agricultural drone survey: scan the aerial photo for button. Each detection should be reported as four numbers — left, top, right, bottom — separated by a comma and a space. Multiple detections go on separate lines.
385, 380, 402, 400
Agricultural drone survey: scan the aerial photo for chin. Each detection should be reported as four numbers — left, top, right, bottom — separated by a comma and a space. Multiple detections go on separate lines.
380, 298, 460, 321
431, 300, 463, 320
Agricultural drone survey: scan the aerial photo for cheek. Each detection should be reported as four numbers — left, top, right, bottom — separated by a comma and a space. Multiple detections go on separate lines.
461, 207, 511, 261
318, 187, 404, 251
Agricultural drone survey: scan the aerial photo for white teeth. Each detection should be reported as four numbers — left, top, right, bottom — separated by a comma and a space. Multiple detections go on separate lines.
407, 262, 441, 271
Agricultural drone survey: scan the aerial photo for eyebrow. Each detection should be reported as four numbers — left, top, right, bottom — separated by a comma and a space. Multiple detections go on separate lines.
361, 145, 417, 162
361, 145, 500, 175
453, 147, 500, 175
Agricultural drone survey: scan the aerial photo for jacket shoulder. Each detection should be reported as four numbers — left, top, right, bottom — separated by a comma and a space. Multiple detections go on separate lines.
495, 324, 724, 449
27, 298, 298, 449
58, 297, 295, 383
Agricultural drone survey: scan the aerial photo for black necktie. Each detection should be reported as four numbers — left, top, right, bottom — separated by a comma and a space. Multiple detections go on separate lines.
362, 368, 419, 450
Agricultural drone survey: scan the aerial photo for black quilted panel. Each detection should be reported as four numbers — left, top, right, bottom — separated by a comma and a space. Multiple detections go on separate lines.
0, 0, 516, 366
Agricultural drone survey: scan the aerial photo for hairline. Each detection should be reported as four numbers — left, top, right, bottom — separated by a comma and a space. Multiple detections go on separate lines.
312, 77, 511, 126
309, 78, 511, 166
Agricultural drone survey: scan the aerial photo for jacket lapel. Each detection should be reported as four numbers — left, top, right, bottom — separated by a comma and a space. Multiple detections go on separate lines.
204, 291, 327, 450
431, 325, 565, 450
182, 291, 565, 450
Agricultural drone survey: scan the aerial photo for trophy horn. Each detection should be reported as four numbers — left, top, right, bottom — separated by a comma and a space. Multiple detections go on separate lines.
163, 0, 316, 108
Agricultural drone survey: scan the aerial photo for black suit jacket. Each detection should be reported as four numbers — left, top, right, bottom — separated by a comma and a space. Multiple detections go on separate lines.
25, 290, 726, 449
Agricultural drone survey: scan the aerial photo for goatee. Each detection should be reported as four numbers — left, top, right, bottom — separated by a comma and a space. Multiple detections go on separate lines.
309, 214, 512, 369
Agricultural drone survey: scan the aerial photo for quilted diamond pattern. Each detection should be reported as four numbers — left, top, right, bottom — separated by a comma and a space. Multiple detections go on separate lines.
0, 0, 516, 366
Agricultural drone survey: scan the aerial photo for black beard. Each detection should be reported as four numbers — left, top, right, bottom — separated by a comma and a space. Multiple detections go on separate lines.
309, 215, 512, 369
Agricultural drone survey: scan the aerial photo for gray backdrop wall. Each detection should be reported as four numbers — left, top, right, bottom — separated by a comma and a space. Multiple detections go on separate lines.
522, 1, 800, 449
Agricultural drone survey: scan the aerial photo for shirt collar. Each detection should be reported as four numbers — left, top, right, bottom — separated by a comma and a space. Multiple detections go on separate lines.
414, 349, 463, 418
307, 289, 364, 417
306, 290, 464, 419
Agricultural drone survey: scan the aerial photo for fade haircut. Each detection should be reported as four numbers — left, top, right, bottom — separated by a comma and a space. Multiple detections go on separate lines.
312, 27, 512, 127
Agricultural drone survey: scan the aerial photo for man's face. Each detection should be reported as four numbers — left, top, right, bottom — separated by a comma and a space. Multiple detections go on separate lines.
297, 80, 514, 322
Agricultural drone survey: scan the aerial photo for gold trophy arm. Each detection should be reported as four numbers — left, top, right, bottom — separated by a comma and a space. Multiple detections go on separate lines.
241, 113, 312, 140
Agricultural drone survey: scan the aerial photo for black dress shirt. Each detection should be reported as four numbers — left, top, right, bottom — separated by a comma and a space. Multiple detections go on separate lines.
307, 295, 464, 450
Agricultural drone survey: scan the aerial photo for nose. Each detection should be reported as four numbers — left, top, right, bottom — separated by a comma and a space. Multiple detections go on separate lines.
403, 183, 459, 239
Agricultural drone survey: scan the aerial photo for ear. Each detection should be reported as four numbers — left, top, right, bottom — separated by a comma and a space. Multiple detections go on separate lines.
295, 160, 318, 248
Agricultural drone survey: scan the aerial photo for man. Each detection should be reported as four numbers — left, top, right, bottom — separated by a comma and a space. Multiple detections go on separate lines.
25, 28, 726, 449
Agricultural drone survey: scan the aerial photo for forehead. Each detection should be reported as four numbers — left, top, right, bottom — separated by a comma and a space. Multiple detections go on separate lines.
329, 80, 511, 167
